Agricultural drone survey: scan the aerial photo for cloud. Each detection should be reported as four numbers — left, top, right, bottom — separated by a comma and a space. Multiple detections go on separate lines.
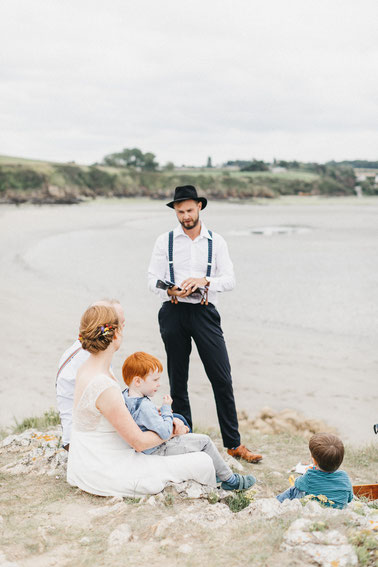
0, 0, 377, 164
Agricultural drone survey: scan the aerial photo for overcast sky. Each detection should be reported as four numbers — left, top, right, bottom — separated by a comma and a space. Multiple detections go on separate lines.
1, 1, 377, 166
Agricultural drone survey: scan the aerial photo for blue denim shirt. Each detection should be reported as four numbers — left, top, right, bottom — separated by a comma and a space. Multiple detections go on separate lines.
122, 388, 173, 454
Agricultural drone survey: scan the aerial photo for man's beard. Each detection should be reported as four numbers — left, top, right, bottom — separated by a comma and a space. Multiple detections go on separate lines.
180, 215, 200, 230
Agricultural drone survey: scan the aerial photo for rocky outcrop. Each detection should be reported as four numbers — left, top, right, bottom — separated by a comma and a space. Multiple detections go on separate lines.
0, 429, 67, 476
0, 186, 85, 205
282, 518, 358, 566
1, 427, 377, 567
240, 406, 337, 439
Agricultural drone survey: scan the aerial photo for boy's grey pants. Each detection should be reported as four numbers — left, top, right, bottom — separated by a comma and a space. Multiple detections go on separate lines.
151, 433, 232, 481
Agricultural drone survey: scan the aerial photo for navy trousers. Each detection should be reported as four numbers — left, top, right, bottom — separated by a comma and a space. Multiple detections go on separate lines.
158, 301, 240, 449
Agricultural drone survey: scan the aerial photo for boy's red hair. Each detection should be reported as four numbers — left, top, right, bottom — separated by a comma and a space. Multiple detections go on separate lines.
122, 351, 163, 386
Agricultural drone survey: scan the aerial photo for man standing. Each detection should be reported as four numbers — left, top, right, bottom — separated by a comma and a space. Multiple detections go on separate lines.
56, 299, 125, 449
148, 185, 262, 462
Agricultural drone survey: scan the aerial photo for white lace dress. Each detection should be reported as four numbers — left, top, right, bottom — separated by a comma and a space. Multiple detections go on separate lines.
66, 374, 216, 496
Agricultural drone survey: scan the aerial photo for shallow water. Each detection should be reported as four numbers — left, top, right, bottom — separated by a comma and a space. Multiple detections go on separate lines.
0, 197, 377, 444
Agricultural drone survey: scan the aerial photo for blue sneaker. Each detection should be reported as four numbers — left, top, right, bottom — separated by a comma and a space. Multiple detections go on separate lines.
221, 473, 256, 491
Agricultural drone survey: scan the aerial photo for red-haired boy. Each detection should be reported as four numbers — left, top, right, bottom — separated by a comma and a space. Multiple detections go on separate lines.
122, 352, 256, 491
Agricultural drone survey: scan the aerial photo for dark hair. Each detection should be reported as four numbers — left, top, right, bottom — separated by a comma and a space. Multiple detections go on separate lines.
79, 305, 119, 354
309, 433, 344, 472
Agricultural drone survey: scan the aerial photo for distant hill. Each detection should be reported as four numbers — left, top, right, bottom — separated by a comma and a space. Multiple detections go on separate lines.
0, 154, 359, 204
327, 159, 378, 169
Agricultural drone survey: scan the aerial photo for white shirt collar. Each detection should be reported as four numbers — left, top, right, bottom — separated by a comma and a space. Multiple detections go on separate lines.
173, 221, 212, 240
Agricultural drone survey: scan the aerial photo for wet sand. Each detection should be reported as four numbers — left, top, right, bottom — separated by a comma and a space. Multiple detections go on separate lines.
0, 196, 377, 444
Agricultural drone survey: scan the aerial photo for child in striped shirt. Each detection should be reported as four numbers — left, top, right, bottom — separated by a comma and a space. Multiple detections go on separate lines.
277, 432, 353, 509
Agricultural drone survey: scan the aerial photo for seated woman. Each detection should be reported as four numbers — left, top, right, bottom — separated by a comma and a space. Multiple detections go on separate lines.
67, 304, 215, 496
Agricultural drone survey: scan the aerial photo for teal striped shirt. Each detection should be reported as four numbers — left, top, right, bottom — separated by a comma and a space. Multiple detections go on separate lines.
295, 468, 353, 509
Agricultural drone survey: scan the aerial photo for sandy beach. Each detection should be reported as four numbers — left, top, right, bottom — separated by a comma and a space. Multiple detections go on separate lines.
0, 196, 377, 444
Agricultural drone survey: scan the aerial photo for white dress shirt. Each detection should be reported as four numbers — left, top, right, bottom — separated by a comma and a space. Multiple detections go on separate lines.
148, 222, 235, 305
56, 340, 90, 445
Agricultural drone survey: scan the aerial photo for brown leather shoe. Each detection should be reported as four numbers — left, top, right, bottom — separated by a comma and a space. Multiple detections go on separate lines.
227, 444, 263, 463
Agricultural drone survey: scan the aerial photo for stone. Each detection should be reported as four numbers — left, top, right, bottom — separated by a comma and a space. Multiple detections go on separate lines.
186, 484, 205, 499
146, 496, 156, 506
280, 498, 303, 514
223, 453, 244, 472
154, 516, 176, 538
0, 435, 17, 447
167, 480, 215, 499
108, 496, 124, 504
249, 408, 334, 438
178, 544, 193, 554
191, 503, 233, 527
242, 497, 283, 519
0, 429, 67, 477
108, 524, 132, 553
348, 501, 368, 516
302, 500, 324, 516
79, 537, 90, 545
159, 538, 174, 548
282, 518, 358, 567
259, 407, 277, 419
47, 185, 66, 199
283, 518, 314, 545
89, 501, 127, 519
155, 492, 165, 503
0, 551, 20, 567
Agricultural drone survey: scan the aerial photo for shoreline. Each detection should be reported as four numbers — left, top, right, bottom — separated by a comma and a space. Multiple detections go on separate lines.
0, 197, 377, 444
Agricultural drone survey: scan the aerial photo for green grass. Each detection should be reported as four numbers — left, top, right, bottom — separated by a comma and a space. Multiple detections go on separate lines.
1, 411, 377, 567
164, 168, 320, 181
308, 520, 329, 532
12, 408, 61, 433
224, 491, 252, 513
0, 154, 50, 165
350, 531, 378, 566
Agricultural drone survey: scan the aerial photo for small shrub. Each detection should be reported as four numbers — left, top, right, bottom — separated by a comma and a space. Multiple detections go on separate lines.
350, 531, 378, 566
224, 491, 251, 513
13, 409, 60, 433
0, 165, 46, 191
163, 494, 175, 507
207, 492, 220, 505
309, 521, 329, 532
123, 497, 141, 505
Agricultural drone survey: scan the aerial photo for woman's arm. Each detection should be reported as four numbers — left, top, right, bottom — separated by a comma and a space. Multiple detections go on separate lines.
96, 387, 163, 452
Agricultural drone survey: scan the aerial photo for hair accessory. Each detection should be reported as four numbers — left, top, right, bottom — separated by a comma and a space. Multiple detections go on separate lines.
78, 334, 83, 343
98, 323, 114, 338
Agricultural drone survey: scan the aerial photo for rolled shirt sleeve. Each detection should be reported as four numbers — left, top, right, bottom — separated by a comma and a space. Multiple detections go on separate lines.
138, 399, 173, 440
206, 235, 235, 292
147, 234, 170, 300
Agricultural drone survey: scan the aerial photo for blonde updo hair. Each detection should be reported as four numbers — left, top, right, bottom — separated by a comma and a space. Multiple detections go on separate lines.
79, 305, 119, 354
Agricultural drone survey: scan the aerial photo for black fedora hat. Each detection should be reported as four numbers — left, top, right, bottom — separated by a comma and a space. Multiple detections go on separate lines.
166, 185, 207, 209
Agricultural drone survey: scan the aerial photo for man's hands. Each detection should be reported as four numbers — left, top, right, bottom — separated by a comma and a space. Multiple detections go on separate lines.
167, 277, 209, 298
172, 417, 189, 436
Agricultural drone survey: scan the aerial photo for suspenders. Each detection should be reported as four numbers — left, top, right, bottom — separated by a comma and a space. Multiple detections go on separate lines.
168, 230, 175, 282
206, 231, 213, 278
55, 346, 82, 386
168, 230, 213, 304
